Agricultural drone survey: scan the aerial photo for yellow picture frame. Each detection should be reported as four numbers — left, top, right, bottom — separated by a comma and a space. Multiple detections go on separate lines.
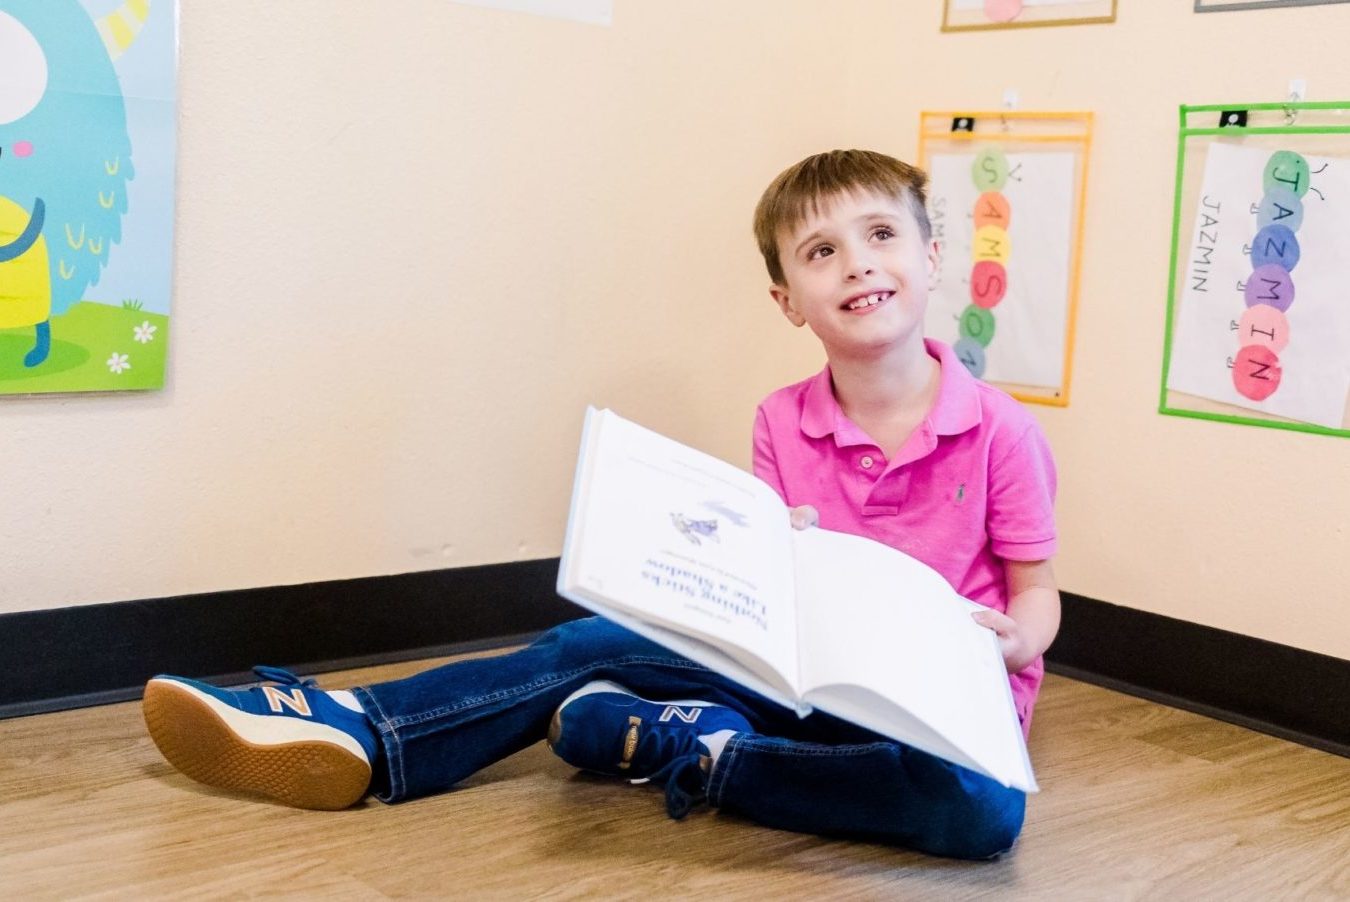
917, 111, 1095, 407
941, 0, 1117, 32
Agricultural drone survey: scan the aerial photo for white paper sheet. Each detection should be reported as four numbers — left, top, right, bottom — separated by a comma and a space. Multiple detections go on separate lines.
1166, 142, 1350, 428
566, 410, 800, 691
926, 150, 1076, 390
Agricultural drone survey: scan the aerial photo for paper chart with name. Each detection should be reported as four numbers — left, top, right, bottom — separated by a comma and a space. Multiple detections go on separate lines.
926, 150, 1076, 391
1167, 142, 1350, 428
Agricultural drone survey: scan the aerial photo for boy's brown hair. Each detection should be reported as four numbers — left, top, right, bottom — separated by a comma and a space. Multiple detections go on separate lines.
753, 149, 931, 286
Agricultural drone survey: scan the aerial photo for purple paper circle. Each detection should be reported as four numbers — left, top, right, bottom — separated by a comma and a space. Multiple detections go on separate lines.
1244, 264, 1295, 312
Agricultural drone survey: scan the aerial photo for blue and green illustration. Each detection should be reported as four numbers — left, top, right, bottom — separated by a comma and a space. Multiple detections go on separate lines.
0, 0, 175, 394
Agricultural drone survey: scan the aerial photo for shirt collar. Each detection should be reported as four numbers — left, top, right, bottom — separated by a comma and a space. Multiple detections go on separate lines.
799, 339, 982, 442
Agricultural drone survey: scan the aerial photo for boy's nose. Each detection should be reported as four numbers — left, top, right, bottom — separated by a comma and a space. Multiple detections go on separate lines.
842, 249, 875, 279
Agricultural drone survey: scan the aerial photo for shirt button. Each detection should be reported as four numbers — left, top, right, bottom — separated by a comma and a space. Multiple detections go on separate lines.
860, 455, 875, 470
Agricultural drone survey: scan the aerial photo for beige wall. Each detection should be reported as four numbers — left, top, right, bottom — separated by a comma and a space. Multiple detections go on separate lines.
4, 1, 1347, 663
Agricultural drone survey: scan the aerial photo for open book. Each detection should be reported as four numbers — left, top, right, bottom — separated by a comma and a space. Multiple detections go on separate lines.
558, 407, 1037, 792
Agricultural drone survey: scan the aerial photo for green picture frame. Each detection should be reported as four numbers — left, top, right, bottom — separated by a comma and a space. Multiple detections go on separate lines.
1159, 102, 1350, 438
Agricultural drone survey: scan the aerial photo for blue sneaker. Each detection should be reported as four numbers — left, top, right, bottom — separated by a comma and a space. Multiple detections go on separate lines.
546, 680, 750, 818
142, 666, 379, 810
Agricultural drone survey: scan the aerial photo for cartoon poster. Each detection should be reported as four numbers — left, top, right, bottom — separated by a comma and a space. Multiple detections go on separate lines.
1166, 142, 1350, 428
0, 0, 177, 395
925, 149, 1077, 394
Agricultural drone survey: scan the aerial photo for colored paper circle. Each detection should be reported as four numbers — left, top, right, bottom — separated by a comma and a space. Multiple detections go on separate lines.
1250, 224, 1300, 271
1238, 305, 1290, 354
1243, 263, 1295, 312
1257, 187, 1304, 233
969, 261, 1007, 309
973, 192, 1011, 230
959, 305, 996, 347
972, 226, 1011, 265
953, 338, 987, 378
972, 148, 1009, 191
984, 0, 1023, 22
1232, 345, 1282, 401
1263, 150, 1311, 199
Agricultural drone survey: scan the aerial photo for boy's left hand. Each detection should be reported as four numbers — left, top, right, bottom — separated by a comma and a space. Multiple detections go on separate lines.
971, 608, 1032, 673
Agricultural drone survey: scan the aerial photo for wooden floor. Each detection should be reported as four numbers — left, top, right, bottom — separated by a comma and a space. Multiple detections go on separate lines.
2, 653, 1347, 900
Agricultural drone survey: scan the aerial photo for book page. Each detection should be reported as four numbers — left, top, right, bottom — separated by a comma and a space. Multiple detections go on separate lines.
790, 527, 1034, 791
577, 603, 803, 713
560, 409, 801, 694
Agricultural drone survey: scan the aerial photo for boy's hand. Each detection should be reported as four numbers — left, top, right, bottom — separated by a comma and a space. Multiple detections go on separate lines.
788, 505, 819, 530
971, 608, 1033, 673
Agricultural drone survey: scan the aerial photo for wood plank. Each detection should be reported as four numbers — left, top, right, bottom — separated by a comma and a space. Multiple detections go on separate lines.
1, 657, 1346, 899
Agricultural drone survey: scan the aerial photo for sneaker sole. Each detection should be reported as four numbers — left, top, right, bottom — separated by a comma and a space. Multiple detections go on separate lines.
142, 679, 371, 810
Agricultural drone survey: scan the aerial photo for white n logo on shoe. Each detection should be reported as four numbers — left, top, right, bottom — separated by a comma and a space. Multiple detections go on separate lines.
658, 705, 702, 724
262, 686, 312, 717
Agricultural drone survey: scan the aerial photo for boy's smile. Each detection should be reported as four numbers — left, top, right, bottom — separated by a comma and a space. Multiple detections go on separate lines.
842, 289, 894, 313
769, 189, 938, 361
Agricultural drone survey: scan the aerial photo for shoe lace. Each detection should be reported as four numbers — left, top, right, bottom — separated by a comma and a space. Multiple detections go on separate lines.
252, 665, 317, 688
630, 724, 708, 820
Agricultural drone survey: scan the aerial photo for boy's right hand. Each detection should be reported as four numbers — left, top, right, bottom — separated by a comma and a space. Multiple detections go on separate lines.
789, 505, 819, 530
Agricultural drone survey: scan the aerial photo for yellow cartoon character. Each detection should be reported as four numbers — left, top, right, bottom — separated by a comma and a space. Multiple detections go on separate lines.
0, 197, 50, 358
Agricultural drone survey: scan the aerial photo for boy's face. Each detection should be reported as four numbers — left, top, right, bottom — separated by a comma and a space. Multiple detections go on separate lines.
769, 189, 938, 361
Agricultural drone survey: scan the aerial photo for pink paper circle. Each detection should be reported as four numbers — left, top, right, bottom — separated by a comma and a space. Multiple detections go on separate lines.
969, 261, 1007, 309
13, 140, 33, 158
1232, 345, 1282, 401
985, 0, 1024, 22
1238, 305, 1289, 354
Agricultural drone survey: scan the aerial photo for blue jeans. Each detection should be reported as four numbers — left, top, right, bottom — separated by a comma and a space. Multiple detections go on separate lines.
353, 616, 1024, 860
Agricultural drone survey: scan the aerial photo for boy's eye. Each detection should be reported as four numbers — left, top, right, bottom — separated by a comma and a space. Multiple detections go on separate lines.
807, 244, 834, 261
872, 227, 895, 240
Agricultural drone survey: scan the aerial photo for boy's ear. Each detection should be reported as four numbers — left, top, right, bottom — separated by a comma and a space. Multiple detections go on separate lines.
769, 285, 806, 327
926, 239, 940, 280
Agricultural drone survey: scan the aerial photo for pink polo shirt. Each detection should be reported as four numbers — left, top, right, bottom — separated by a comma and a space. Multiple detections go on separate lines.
753, 339, 1057, 734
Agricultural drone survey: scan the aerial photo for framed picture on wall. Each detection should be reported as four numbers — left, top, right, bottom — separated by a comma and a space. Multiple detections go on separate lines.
941, 0, 1117, 32
1195, 0, 1349, 12
1160, 102, 1350, 439
918, 111, 1094, 407
0, 0, 178, 396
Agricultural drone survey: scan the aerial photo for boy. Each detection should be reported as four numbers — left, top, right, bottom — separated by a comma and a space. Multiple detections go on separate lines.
143, 149, 1058, 860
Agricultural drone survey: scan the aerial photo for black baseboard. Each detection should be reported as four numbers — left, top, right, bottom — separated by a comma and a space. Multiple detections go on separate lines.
1047, 593, 1348, 757
4, 567, 1347, 760
0, 559, 582, 719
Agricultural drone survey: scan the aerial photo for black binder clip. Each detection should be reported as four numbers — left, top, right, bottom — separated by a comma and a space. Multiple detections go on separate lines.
1219, 110, 1248, 128
951, 116, 976, 133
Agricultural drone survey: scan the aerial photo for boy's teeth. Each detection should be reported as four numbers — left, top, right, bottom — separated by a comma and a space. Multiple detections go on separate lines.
848, 292, 886, 310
